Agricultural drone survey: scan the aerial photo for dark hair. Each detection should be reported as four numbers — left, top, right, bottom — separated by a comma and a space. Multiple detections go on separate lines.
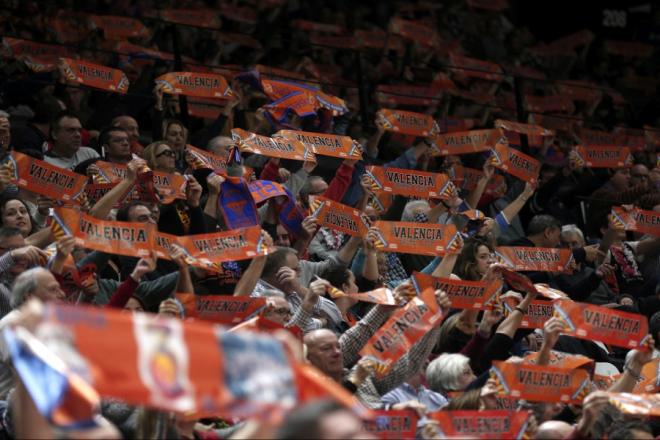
98, 126, 127, 149
0, 196, 39, 236
299, 176, 325, 206
527, 214, 561, 236
454, 236, 493, 281
607, 420, 652, 440
320, 263, 352, 289
262, 247, 297, 279
650, 312, 660, 345
50, 110, 80, 134
275, 400, 343, 440
0, 226, 23, 240
116, 201, 151, 222
591, 404, 624, 439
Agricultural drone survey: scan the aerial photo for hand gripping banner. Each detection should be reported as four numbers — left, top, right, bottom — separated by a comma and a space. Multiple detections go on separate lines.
490, 361, 591, 404
375, 109, 440, 137
8, 151, 87, 203
494, 247, 574, 272
411, 272, 501, 310
309, 196, 370, 237
365, 166, 457, 200
429, 129, 503, 156
610, 206, 660, 237
553, 299, 650, 349
155, 72, 233, 99
606, 393, 660, 417
372, 221, 461, 257
502, 297, 555, 329
60, 58, 129, 94
232, 128, 316, 162
275, 130, 363, 160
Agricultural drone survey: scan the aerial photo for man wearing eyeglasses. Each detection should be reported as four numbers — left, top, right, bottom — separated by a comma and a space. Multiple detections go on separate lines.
44, 111, 99, 170
98, 126, 131, 164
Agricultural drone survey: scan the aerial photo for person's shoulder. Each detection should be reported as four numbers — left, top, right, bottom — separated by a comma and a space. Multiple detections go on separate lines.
78, 147, 100, 158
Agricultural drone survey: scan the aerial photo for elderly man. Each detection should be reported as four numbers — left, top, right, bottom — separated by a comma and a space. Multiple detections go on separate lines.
44, 111, 99, 170
0, 267, 65, 398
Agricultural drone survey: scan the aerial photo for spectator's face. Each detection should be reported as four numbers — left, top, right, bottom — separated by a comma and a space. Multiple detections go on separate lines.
275, 224, 291, 247
0, 233, 27, 275
457, 364, 477, 390
262, 297, 292, 325
154, 144, 176, 172
52, 116, 82, 154
560, 232, 583, 249
630, 164, 650, 187
610, 168, 630, 191
209, 140, 232, 159
306, 330, 343, 377
318, 409, 375, 439
475, 245, 494, 276
32, 270, 65, 302
128, 205, 157, 224
165, 123, 186, 150
105, 130, 131, 161
124, 297, 144, 313
114, 116, 139, 143
1, 199, 31, 237
364, 206, 379, 223
310, 178, 329, 196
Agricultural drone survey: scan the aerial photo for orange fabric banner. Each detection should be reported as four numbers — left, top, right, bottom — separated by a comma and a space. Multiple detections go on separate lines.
372, 221, 461, 257
175, 294, 266, 324
156, 72, 233, 99
328, 287, 397, 306
553, 299, 650, 349
291, 19, 344, 34
428, 410, 531, 440
8, 151, 87, 203
611, 206, 660, 237
488, 142, 541, 183
185, 144, 228, 172
232, 128, 316, 162
606, 393, 660, 417
275, 130, 363, 160
633, 359, 660, 394
430, 129, 502, 156
577, 127, 622, 146
376, 109, 440, 137
502, 298, 555, 329
60, 58, 129, 94
556, 81, 603, 103
449, 53, 504, 82
309, 196, 370, 237
88, 15, 149, 40
360, 297, 444, 377
158, 9, 221, 28
53, 207, 156, 258
494, 119, 554, 137
2, 37, 71, 72
365, 166, 457, 200
523, 350, 594, 371
376, 84, 436, 107
490, 361, 591, 404
495, 247, 574, 272
570, 146, 633, 168
411, 272, 501, 310
93, 160, 187, 204
363, 410, 418, 439
154, 226, 268, 271
389, 17, 439, 48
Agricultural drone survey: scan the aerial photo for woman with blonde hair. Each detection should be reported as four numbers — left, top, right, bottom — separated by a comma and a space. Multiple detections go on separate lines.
142, 141, 178, 174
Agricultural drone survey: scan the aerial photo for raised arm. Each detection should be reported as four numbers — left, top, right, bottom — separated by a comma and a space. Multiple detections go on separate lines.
233, 231, 273, 297
88, 158, 141, 220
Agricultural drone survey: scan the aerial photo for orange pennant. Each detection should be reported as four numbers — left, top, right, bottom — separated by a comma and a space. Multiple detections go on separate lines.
495, 247, 574, 272
428, 410, 531, 440
175, 294, 266, 324
376, 109, 440, 137
7, 151, 87, 203
365, 166, 457, 200
372, 221, 461, 257
633, 359, 660, 394
490, 361, 591, 404
606, 393, 660, 417
604, 41, 653, 58
232, 128, 316, 162
523, 350, 594, 371
524, 94, 574, 114
156, 72, 232, 99
309, 196, 370, 237
376, 84, 436, 107
553, 299, 650, 349
389, 17, 439, 48
411, 272, 501, 310
610, 206, 660, 237
494, 119, 554, 137
449, 52, 504, 82
502, 297, 555, 329
53, 207, 156, 258
158, 9, 221, 29
88, 15, 149, 40
185, 144, 228, 172
360, 297, 443, 377
363, 410, 418, 439
275, 130, 363, 160
60, 58, 129, 94
556, 81, 603, 103
328, 287, 398, 306
430, 129, 502, 156
570, 145, 633, 168
2, 37, 70, 72
488, 142, 540, 183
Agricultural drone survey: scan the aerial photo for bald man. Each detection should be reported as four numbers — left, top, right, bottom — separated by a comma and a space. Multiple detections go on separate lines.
535, 421, 573, 439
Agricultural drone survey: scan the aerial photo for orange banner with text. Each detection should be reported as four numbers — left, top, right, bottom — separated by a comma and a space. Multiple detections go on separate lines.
156, 72, 233, 99
232, 128, 316, 162
495, 247, 574, 272
60, 58, 129, 93
308, 196, 370, 237
365, 166, 457, 200
411, 272, 501, 310
275, 130, 363, 160
376, 109, 439, 137
175, 294, 266, 325
610, 206, 660, 237
372, 221, 460, 257
488, 142, 540, 183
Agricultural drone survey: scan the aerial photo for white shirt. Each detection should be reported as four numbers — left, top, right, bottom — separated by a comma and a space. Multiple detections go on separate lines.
44, 147, 99, 170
